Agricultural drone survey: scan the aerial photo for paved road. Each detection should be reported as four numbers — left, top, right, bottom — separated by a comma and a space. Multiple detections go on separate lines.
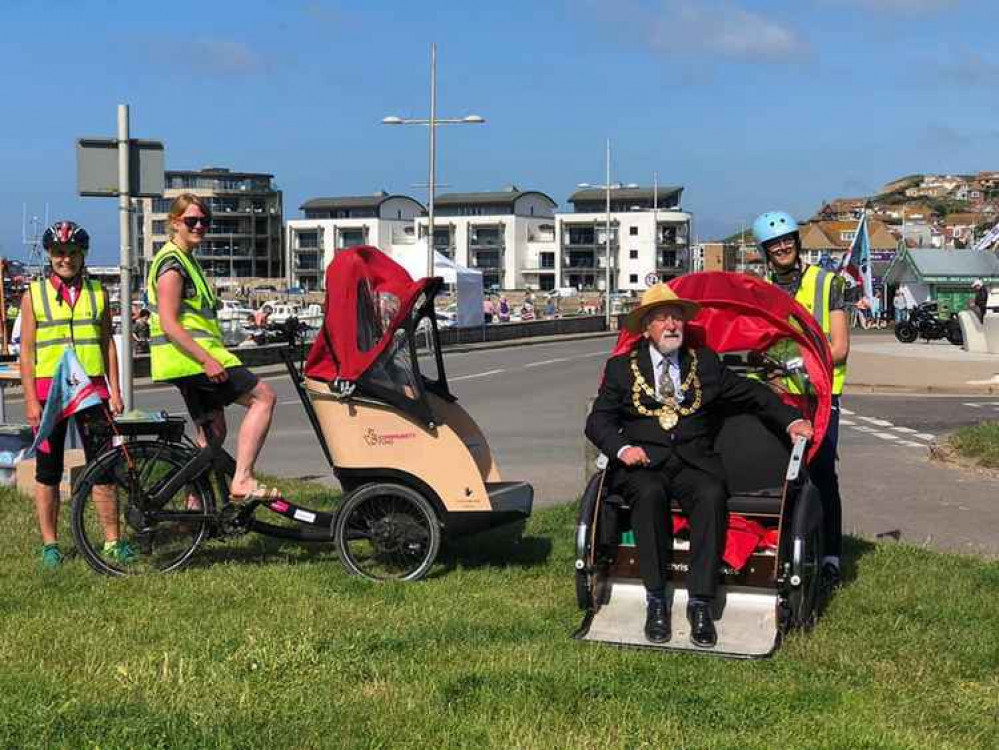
7, 339, 998, 557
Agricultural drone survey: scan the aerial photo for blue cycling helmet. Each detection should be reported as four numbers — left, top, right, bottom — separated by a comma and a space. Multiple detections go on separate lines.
752, 211, 799, 247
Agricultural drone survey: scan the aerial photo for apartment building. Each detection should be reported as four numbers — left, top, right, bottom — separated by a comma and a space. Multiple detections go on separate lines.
136, 167, 283, 281
285, 192, 425, 290
425, 187, 558, 290
556, 187, 692, 292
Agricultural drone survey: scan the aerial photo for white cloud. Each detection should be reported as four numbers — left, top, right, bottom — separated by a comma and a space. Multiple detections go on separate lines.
600, 0, 808, 63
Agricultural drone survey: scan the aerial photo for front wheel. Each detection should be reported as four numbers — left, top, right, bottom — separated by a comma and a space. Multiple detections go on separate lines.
333, 483, 441, 581
71, 441, 214, 576
894, 321, 918, 343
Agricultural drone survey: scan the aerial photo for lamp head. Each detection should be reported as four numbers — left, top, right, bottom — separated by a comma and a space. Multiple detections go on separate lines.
381, 116, 404, 125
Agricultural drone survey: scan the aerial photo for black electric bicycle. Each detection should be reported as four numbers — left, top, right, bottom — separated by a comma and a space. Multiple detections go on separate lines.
68, 357, 439, 581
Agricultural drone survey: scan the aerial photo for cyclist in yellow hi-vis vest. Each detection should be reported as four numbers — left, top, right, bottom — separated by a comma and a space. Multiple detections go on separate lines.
146, 194, 277, 502
19, 221, 129, 568
753, 211, 849, 589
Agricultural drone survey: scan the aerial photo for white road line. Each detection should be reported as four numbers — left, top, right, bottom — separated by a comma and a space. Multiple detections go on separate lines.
858, 416, 894, 427
840, 419, 856, 426
873, 432, 899, 440
898, 440, 927, 447
892, 426, 918, 434
964, 402, 984, 408
524, 358, 568, 368
851, 425, 877, 433
840, 408, 854, 415
450, 369, 505, 382
913, 432, 936, 441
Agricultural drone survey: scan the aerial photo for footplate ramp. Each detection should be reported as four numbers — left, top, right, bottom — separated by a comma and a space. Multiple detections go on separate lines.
576, 579, 779, 658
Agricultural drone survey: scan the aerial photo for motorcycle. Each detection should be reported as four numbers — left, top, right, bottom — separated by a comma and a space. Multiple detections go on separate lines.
894, 301, 963, 346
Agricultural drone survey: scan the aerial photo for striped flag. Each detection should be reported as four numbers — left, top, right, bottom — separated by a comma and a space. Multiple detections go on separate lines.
23, 349, 104, 458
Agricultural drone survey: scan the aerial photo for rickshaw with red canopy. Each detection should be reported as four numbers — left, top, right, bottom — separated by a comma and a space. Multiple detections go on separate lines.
286, 246, 534, 580
575, 271, 833, 658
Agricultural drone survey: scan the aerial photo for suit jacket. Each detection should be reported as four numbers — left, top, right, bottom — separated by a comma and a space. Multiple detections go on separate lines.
585, 340, 802, 479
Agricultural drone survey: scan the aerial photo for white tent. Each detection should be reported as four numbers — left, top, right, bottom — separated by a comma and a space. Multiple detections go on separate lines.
392, 242, 484, 328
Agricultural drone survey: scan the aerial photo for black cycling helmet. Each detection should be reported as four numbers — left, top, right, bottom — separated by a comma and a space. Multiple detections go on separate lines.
42, 221, 90, 253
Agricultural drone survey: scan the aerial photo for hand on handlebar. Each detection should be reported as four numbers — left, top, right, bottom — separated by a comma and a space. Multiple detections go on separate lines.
787, 419, 814, 442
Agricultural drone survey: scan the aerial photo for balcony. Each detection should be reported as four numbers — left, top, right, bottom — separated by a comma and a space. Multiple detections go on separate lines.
656, 249, 688, 271
471, 250, 502, 270
469, 228, 503, 248
564, 251, 596, 269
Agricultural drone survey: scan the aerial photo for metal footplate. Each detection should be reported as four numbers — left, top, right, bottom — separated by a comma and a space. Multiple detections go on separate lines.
575, 579, 780, 659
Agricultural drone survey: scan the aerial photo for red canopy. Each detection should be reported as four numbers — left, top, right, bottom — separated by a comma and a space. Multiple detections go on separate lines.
304, 246, 435, 382
609, 271, 833, 459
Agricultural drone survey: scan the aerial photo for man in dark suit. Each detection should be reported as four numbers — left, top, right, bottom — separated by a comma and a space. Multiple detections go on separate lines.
585, 283, 813, 647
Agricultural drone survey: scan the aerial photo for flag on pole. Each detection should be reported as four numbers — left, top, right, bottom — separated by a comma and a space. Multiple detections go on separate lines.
23, 349, 104, 458
836, 211, 875, 303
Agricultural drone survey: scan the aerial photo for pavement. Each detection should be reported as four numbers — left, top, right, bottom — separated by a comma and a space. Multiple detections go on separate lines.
846, 329, 999, 394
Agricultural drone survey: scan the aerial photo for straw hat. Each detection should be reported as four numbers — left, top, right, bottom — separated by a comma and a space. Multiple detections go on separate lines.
624, 283, 700, 333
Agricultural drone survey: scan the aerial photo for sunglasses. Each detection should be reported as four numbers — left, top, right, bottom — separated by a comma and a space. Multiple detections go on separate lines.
49, 246, 83, 258
181, 216, 211, 230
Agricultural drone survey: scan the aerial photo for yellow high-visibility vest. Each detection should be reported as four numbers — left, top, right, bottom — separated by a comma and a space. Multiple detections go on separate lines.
30, 277, 106, 378
146, 242, 241, 381
770, 265, 846, 395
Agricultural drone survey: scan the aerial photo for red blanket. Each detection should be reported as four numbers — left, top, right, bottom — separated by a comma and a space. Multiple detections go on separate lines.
672, 513, 776, 571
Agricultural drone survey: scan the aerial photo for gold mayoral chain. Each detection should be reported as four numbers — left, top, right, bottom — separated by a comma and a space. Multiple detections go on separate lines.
630, 348, 702, 431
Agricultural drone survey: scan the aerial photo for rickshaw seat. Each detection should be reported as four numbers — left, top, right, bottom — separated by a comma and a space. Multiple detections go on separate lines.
604, 487, 783, 517
485, 481, 534, 514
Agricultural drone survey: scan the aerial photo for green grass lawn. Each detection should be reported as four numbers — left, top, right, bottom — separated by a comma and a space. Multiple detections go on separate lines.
1, 481, 997, 750
950, 421, 999, 468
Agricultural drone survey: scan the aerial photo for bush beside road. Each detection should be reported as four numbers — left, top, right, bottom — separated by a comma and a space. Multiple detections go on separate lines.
1, 480, 996, 749
949, 421, 999, 468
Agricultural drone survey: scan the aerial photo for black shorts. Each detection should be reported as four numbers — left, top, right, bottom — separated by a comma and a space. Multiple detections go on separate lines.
36, 403, 109, 486
168, 366, 259, 423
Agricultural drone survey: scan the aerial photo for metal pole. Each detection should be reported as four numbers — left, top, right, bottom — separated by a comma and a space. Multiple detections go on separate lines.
605, 138, 612, 328
117, 104, 134, 411
653, 170, 658, 278
427, 42, 437, 279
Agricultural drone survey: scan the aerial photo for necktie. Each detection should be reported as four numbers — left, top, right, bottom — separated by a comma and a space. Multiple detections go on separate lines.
658, 358, 674, 401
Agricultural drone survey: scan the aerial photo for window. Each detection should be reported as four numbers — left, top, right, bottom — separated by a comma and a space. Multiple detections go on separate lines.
629, 250, 638, 260
840, 231, 856, 242
629, 274, 638, 283
629, 226, 638, 236
152, 220, 166, 235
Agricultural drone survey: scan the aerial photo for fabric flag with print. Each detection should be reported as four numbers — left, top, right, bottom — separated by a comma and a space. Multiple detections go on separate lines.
22, 349, 104, 458
836, 211, 875, 303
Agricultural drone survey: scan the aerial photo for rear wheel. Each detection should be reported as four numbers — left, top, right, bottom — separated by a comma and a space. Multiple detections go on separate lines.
788, 524, 824, 629
947, 320, 964, 346
894, 321, 918, 343
333, 483, 441, 581
70, 442, 213, 576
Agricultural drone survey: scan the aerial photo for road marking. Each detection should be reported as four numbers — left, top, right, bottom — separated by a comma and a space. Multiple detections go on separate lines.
840, 419, 856, 426
892, 426, 918, 434
964, 402, 984, 408
840, 408, 854, 415
524, 358, 568, 368
898, 440, 927, 447
451, 369, 505, 382
858, 416, 893, 427
851, 425, 877, 433
913, 432, 936, 441
873, 432, 899, 440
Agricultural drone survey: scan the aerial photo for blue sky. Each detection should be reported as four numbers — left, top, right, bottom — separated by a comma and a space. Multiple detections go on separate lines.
3, 0, 997, 263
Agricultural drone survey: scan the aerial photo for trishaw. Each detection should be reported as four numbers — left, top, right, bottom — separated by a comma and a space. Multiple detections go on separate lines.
574, 272, 834, 657
70, 247, 532, 581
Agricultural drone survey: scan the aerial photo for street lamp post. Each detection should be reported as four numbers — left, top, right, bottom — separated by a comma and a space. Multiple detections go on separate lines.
579, 139, 637, 328
382, 43, 484, 278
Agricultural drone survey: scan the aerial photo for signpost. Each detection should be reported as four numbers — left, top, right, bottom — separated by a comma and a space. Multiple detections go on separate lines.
644, 272, 659, 287
77, 105, 164, 411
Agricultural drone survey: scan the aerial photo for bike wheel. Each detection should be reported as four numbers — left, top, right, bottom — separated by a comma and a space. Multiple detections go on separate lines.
71, 441, 214, 576
894, 321, 917, 343
333, 483, 441, 582
788, 524, 824, 630
947, 321, 964, 346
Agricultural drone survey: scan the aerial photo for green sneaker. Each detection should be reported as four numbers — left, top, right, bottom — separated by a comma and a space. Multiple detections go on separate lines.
40, 544, 63, 569
103, 539, 138, 565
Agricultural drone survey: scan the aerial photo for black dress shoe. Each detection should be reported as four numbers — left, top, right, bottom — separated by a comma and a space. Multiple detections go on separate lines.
822, 562, 842, 591
687, 601, 717, 648
644, 600, 671, 643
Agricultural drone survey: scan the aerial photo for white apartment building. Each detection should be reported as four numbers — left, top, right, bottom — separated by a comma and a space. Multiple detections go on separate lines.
556, 187, 692, 292
285, 193, 425, 290
136, 167, 283, 281
422, 187, 559, 290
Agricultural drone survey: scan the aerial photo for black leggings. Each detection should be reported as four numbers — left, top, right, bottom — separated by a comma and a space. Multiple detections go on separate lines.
35, 404, 109, 487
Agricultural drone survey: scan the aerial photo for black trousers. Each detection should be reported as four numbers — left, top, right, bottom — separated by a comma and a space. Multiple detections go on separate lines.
810, 395, 842, 558
612, 452, 727, 599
